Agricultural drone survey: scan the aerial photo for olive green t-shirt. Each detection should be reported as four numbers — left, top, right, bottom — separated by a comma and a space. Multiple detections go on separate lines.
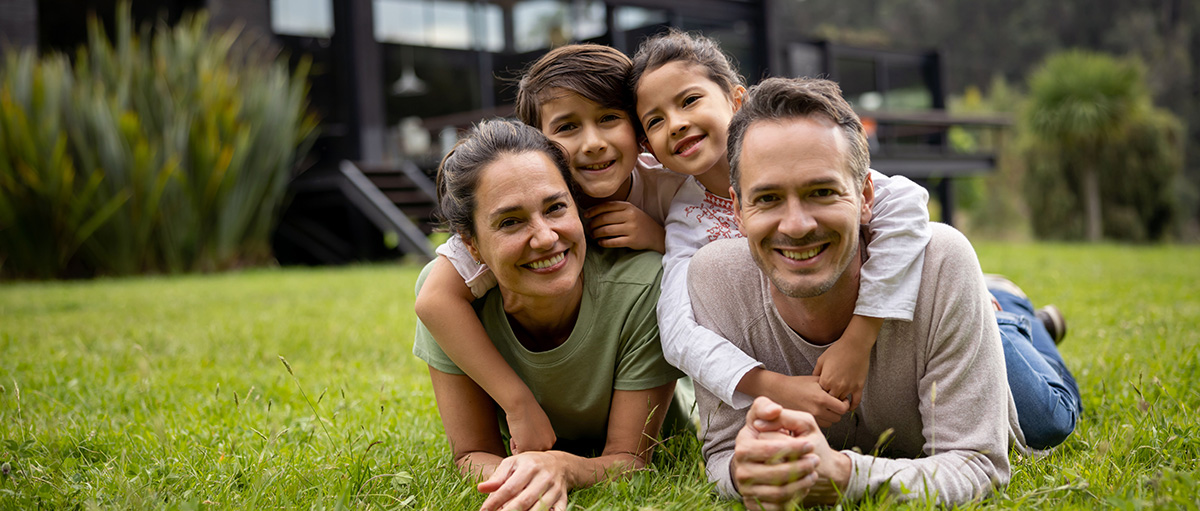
413, 246, 685, 454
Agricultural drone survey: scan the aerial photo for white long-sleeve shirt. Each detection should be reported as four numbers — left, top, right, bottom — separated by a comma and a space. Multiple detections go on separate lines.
657, 170, 931, 407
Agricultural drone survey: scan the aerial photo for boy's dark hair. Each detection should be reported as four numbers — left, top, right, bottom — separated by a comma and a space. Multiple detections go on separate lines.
436, 118, 576, 239
727, 77, 870, 196
515, 44, 641, 138
629, 28, 745, 98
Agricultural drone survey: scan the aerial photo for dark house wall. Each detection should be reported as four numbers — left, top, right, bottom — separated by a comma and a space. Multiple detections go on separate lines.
0, 0, 38, 52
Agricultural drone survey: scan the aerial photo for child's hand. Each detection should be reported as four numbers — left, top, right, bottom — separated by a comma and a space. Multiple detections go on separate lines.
760, 373, 849, 428
584, 201, 666, 254
813, 339, 871, 412
506, 399, 556, 454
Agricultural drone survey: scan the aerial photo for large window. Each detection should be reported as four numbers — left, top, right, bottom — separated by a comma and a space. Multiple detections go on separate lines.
374, 0, 503, 52
271, 0, 334, 37
513, 0, 607, 52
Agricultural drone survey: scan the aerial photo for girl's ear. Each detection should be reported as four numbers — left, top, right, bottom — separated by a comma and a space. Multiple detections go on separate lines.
640, 138, 657, 158
731, 85, 747, 113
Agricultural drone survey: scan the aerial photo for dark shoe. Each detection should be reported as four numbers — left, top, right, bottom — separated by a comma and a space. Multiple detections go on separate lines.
1036, 305, 1067, 344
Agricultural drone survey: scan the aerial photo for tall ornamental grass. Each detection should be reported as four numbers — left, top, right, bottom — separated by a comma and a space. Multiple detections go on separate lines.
0, 5, 317, 279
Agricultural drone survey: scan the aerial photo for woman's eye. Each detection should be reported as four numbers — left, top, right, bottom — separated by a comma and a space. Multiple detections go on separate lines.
547, 202, 568, 214
498, 218, 521, 228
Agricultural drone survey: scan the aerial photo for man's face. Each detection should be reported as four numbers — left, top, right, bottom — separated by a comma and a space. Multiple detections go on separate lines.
732, 116, 873, 298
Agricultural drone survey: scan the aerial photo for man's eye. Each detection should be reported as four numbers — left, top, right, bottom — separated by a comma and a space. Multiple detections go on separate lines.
755, 194, 780, 204
812, 189, 835, 197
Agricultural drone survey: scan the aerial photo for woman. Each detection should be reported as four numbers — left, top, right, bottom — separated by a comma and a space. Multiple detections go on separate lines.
412, 119, 683, 511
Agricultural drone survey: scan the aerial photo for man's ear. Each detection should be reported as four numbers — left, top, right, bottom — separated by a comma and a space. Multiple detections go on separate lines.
859, 172, 875, 225
731, 187, 746, 235
730, 85, 747, 113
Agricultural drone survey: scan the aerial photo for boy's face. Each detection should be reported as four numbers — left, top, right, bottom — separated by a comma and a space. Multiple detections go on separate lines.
538, 89, 639, 201
635, 61, 743, 180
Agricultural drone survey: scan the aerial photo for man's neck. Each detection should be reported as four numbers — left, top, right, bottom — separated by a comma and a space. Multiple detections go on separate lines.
770, 247, 865, 346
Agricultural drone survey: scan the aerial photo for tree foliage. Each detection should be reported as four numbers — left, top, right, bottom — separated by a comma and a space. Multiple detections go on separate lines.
1020, 51, 1182, 241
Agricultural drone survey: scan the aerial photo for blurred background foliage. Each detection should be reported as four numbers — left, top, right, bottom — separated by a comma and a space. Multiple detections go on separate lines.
779, 0, 1197, 242
0, 4, 317, 279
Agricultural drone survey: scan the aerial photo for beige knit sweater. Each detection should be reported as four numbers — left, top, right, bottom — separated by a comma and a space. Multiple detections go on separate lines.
688, 223, 1026, 504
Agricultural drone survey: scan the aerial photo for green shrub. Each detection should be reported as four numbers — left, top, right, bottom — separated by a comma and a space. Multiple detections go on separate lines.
1020, 50, 1183, 242
0, 4, 317, 278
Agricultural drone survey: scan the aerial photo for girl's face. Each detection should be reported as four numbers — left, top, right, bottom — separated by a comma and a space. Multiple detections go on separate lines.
635, 61, 744, 179
538, 89, 639, 201
464, 151, 586, 301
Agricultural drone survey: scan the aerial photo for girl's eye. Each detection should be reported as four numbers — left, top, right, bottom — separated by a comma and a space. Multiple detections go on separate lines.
682, 95, 701, 107
644, 117, 662, 130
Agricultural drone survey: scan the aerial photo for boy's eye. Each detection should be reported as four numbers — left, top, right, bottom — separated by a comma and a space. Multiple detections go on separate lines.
600, 113, 622, 123
553, 123, 577, 134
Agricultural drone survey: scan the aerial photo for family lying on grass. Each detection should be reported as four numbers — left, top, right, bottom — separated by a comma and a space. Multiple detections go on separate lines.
412, 30, 1083, 511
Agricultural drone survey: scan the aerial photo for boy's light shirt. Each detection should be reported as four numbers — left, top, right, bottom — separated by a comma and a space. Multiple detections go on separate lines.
436, 154, 685, 299
657, 169, 931, 408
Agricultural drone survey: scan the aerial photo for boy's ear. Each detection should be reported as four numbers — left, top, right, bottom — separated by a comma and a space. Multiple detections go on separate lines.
731, 85, 747, 113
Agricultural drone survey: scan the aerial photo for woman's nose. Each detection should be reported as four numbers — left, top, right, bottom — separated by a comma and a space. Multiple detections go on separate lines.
529, 217, 559, 250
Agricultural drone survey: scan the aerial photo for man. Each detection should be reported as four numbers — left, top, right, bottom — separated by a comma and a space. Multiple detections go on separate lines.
688, 77, 1027, 508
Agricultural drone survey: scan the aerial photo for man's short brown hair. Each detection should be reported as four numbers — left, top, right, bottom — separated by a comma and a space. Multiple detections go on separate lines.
727, 78, 869, 196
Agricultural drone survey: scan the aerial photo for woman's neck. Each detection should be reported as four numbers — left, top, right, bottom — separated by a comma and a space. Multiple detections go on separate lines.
500, 279, 585, 352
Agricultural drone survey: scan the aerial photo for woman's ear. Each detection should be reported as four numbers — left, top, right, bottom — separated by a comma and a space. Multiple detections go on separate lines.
731, 85, 747, 113
462, 234, 483, 264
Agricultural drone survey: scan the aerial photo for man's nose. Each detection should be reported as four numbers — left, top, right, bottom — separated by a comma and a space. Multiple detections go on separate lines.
777, 199, 818, 238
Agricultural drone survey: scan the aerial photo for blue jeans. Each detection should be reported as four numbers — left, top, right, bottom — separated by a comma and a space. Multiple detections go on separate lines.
991, 288, 1082, 449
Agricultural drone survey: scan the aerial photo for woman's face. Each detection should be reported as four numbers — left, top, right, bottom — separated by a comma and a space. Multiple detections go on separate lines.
465, 151, 587, 300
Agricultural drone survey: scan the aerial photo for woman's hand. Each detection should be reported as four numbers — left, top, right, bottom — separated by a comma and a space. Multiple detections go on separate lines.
584, 201, 666, 254
506, 398, 556, 454
477, 451, 571, 511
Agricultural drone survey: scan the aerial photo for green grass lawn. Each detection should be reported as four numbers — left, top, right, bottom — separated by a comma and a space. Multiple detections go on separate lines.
1, 242, 1198, 510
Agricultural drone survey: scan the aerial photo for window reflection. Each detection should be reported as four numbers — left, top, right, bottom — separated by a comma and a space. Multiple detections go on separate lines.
271, 0, 334, 38
514, 0, 607, 52
374, 0, 503, 52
